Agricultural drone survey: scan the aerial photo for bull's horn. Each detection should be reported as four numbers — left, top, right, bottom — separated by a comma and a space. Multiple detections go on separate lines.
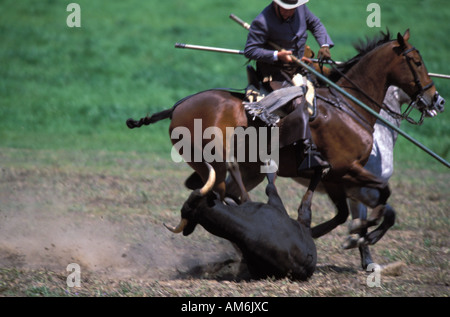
199, 162, 216, 196
165, 163, 215, 234
164, 218, 188, 234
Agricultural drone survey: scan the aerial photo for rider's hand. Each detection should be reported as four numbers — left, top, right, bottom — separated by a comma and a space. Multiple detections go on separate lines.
318, 46, 331, 62
277, 50, 294, 63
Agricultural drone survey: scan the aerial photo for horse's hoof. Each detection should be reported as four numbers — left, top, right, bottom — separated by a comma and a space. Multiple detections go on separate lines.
359, 243, 373, 270
357, 236, 368, 247
361, 257, 373, 270
367, 205, 385, 225
341, 235, 359, 249
349, 219, 367, 234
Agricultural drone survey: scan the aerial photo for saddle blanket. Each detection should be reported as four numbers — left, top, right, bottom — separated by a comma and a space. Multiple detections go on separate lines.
244, 86, 305, 126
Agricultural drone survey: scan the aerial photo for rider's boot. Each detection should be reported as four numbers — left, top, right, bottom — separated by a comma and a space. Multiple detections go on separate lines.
297, 138, 330, 173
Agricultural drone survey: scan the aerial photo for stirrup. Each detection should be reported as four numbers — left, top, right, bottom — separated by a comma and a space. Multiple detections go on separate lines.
297, 143, 330, 173
297, 153, 329, 172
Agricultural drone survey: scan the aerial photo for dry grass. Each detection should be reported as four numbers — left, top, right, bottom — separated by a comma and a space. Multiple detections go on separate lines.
0, 148, 448, 297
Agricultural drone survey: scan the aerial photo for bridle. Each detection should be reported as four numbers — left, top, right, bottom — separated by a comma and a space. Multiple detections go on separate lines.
325, 44, 435, 125
400, 46, 435, 124
402, 46, 434, 99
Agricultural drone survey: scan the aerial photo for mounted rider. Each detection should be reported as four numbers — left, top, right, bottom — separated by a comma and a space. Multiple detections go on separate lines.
244, 0, 334, 172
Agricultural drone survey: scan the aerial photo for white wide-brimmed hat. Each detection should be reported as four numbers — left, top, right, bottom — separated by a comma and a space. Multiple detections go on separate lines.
273, 0, 309, 10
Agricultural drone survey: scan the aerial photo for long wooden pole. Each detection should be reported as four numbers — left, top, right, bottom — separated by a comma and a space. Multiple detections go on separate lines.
229, 14, 449, 168
175, 43, 244, 55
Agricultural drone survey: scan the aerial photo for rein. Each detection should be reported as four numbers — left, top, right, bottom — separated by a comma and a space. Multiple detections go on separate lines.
327, 60, 402, 118
324, 45, 432, 126
316, 88, 374, 133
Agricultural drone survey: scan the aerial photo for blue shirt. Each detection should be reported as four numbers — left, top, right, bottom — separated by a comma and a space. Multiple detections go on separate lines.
244, 4, 334, 64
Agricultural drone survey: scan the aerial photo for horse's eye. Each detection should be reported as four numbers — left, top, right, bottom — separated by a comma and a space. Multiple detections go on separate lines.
415, 61, 422, 67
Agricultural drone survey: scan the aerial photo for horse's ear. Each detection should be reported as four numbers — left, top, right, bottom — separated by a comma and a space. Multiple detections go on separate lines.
397, 32, 406, 49
403, 29, 410, 41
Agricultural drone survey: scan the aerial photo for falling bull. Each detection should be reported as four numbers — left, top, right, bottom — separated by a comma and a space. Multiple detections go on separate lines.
171, 118, 280, 173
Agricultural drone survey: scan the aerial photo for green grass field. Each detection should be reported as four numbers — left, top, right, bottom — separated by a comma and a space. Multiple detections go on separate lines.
1, 0, 449, 167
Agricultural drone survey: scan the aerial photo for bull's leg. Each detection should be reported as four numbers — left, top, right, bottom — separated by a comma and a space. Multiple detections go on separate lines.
298, 169, 321, 228
265, 173, 288, 213
311, 182, 349, 238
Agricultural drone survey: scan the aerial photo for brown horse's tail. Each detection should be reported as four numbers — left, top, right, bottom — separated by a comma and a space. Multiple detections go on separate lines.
126, 91, 205, 129
126, 108, 172, 129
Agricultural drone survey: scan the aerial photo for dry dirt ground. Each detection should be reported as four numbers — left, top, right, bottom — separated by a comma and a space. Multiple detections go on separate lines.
0, 149, 448, 297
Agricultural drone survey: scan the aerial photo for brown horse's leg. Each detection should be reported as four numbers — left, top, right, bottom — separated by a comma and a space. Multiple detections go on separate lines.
342, 165, 395, 247
297, 169, 321, 228
358, 240, 374, 270
225, 162, 266, 201
340, 199, 374, 269
364, 203, 396, 245
367, 185, 391, 223
226, 161, 251, 203
344, 162, 387, 189
311, 182, 349, 238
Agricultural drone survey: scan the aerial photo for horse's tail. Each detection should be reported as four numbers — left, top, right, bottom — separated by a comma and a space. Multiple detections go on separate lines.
125, 91, 202, 129
126, 88, 244, 129
126, 108, 172, 129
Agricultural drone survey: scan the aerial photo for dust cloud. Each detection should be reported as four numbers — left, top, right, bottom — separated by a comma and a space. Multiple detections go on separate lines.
0, 169, 239, 280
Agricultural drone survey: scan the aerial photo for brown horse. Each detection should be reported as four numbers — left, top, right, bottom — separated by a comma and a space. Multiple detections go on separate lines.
127, 30, 443, 267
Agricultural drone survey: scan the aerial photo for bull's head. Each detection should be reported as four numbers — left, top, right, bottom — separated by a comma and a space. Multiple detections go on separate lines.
164, 162, 216, 235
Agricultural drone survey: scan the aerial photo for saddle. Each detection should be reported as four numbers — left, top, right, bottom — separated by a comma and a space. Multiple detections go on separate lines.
243, 65, 329, 173
244, 65, 317, 126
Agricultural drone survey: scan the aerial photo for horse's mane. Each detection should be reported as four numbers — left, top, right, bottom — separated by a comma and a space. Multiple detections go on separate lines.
328, 30, 393, 82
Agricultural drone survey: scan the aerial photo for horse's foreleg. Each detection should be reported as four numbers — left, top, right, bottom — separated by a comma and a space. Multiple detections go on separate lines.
342, 199, 367, 248
311, 182, 349, 238
347, 199, 369, 234
366, 185, 391, 224
340, 199, 374, 269
345, 163, 393, 225
358, 241, 374, 270
344, 165, 395, 247
364, 203, 396, 245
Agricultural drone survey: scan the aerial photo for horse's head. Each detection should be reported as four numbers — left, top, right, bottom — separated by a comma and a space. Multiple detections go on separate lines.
389, 30, 445, 118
